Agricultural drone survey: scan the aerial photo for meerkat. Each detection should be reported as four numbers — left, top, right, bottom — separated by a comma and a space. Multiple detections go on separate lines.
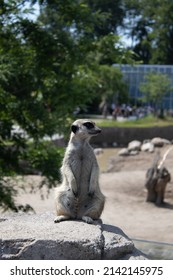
54, 119, 105, 224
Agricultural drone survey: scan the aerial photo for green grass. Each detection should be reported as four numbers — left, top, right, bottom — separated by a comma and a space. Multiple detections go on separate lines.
95, 115, 173, 128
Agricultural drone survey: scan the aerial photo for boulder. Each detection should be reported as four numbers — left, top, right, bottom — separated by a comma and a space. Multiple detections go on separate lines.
0, 212, 147, 260
128, 140, 141, 151
151, 137, 171, 147
129, 150, 139, 156
118, 148, 129, 156
141, 142, 154, 153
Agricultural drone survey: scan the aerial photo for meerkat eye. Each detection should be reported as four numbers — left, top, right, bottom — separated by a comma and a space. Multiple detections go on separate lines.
83, 122, 94, 129
71, 124, 78, 134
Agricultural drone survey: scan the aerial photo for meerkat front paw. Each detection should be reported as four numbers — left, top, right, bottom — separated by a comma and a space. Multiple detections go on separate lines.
82, 216, 94, 224
54, 215, 70, 223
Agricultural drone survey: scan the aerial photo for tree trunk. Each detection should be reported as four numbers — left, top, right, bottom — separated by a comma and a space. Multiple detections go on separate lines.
145, 166, 171, 206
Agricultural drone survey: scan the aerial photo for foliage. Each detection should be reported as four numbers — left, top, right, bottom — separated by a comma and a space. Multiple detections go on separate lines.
139, 73, 172, 111
0, 179, 17, 212
0, 0, 134, 211
124, 0, 173, 65
149, 0, 173, 65
95, 65, 128, 104
82, 0, 125, 37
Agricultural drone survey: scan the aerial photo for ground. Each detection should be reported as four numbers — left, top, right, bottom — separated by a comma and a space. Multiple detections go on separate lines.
99, 147, 173, 244
3, 146, 173, 246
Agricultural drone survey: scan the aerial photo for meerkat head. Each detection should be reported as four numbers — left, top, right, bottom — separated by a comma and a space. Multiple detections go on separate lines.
71, 119, 101, 140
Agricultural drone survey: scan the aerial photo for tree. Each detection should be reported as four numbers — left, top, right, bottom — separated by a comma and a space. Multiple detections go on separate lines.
83, 0, 125, 37
123, 0, 173, 65
0, 30, 64, 209
149, 0, 173, 64
140, 73, 172, 117
0, 0, 96, 211
0, 0, 134, 211
96, 65, 128, 104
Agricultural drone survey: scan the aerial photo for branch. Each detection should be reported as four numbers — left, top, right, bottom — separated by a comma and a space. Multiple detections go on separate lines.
157, 146, 173, 169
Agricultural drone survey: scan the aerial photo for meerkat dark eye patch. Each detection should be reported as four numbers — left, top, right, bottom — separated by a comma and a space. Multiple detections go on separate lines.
71, 125, 78, 134
83, 122, 94, 129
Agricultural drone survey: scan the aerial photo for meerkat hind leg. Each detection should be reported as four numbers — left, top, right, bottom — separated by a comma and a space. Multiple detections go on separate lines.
54, 215, 71, 223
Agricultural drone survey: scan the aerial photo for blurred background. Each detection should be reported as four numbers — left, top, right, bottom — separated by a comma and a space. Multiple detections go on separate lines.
1, 0, 173, 259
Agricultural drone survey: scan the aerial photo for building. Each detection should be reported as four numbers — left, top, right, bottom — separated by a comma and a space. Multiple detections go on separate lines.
114, 64, 173, 109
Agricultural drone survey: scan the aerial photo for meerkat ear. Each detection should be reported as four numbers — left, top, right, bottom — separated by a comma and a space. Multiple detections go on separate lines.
71, 124, 78, 134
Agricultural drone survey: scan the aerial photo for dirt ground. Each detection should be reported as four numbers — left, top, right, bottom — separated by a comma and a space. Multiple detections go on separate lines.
4, 146, 173, 246
99, 147, 173, 244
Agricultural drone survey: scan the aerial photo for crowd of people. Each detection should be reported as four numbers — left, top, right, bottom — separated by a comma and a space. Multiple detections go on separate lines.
99, 101, 154, 120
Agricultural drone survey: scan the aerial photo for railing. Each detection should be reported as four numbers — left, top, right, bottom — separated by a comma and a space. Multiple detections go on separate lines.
132, 238, 173, 260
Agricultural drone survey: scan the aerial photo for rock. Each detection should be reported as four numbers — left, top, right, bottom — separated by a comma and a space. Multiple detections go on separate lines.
0, 212, 147, 260
118, 148, 129, 156
151, 137, 171, 147
128, 140, 141, 151
129, 150, 139, 156
141, 142, 155, 153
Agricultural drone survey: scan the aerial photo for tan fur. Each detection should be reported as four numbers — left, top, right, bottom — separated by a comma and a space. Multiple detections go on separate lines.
54, 119, 105, 223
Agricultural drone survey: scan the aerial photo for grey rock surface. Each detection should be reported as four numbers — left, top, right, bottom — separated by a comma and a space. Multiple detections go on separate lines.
0, 212, 148, 260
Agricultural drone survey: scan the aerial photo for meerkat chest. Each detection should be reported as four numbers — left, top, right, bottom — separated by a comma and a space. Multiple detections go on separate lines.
69, 145, 95, 174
